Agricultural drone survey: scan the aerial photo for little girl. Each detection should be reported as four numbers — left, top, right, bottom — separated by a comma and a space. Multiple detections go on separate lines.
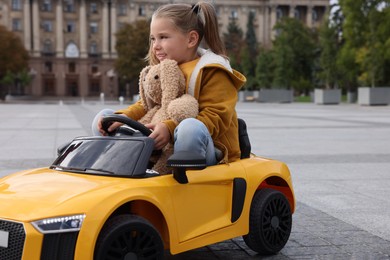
93, 1, 246, 166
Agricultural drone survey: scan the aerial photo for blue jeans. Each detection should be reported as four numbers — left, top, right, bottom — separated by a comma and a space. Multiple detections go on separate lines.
92, 110, 217, 166
174, 118, 217, 166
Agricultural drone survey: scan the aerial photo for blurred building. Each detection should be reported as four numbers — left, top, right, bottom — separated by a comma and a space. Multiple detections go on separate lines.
0, 0, 329, 99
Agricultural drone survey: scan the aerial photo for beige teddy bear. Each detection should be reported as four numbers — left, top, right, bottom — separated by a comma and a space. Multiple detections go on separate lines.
138, 59, 198, 174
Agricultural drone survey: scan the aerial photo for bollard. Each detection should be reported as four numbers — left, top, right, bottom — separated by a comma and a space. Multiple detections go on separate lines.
119, 96, 124, 105
100, 92, 105, 105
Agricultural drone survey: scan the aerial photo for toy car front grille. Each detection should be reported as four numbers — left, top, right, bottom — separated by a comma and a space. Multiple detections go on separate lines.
0, 219, 25, 260
41, 232, 79, 260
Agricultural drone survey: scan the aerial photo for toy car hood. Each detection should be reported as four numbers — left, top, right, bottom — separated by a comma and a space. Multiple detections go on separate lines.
0, 167, 163, 222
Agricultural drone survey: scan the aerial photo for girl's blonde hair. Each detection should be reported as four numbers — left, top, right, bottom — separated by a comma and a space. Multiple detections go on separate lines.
146, 1, 226, 65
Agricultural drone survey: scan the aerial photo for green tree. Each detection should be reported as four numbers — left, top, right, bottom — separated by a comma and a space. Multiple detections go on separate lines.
223, 18, 244, 71
18, 69, 33, 88
339, 0, 390, 87
0, 25, 29, 99
115, 20, 150, 96
318, 9, 341, 89
358, 3, 389, 86
240, 47, 254, 90
0, 25, 29, 76
245, 11, 258, 57
255, 48, 274, 89
272, 34, 294, 89
241, 11, 258, 90
272, 18, 316, 93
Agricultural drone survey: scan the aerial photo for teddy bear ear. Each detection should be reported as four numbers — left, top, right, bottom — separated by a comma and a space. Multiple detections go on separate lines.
139, 65, 152, 110
140, 66, 151, 81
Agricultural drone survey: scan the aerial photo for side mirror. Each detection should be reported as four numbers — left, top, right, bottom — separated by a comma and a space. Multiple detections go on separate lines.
167, 151, 207, 184
57, 141, 72, 156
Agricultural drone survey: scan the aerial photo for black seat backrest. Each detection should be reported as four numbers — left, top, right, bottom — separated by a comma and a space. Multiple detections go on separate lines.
238, 118, 251, 159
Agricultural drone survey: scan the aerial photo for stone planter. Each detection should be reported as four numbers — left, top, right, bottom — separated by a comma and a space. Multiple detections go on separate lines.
238, 90, 259, 102
314, 89, 341, 105
358, 87, 390, 106
257, 89, 293, 103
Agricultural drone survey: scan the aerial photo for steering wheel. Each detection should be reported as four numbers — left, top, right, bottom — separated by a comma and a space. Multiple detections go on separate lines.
101, 115, 152, 136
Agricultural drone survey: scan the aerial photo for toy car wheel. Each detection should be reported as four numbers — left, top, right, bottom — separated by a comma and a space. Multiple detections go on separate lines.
243, 188, 292, 255
94, 215, 164, 260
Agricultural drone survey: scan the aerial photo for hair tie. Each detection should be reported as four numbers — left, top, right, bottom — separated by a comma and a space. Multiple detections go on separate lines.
191, 4, 200, 14
191, 4, 206, 26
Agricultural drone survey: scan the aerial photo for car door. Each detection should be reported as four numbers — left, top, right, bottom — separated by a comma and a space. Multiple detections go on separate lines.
169, 161, 246, 242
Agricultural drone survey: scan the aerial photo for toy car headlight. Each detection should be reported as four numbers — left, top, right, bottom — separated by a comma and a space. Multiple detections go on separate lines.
31, 214, 86, 234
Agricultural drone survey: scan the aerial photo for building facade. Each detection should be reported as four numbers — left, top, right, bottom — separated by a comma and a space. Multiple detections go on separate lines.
0, 0, 329, 99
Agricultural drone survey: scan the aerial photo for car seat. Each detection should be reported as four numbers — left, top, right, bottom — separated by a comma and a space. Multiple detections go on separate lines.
238, 118, 251, 159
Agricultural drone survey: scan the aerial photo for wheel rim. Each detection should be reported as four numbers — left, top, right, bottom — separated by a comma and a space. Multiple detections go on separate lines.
262, 195, 291, 249
104, 228, 161, 260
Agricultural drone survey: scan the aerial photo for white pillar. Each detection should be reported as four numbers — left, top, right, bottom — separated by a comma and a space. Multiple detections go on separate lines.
270, 5, 277, 40
0, 2, 9, 27
23, 0, 31, 52
289, 5, 296, 18
56, 0, 64, 57
110, 0, 118, 58
306, 5, 313, 27
32, 0, 40, 57
79, 0, 87, 58
102, 0, 109, 58
257, 6, 265, 46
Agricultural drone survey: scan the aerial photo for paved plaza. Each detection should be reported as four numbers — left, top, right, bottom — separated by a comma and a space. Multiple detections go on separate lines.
1, 100, 390, 259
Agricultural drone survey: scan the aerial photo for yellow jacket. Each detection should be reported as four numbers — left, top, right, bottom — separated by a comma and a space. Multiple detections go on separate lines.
116, 49, 246, 162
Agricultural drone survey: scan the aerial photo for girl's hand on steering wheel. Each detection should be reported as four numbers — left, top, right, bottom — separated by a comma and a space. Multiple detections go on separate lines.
98, 115, 125, 136
145, 122, 170, 150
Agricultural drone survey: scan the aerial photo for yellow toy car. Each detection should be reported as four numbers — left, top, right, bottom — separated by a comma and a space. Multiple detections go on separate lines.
0, 115, 295, 260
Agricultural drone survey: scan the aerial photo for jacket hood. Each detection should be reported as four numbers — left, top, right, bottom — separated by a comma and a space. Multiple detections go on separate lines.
188, 48, 246, 96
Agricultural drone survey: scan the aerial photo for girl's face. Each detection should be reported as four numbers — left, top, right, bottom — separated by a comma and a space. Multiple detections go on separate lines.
150, 17, 198, 64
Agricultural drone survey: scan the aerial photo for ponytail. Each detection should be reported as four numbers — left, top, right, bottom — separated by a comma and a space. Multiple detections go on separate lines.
194, 2, 227, 57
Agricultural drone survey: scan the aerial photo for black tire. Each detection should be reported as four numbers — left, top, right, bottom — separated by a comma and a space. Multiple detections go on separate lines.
94, 215, 164, 260
243, 188, 292, 255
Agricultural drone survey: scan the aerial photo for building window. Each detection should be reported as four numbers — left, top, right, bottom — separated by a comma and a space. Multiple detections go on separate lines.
12, 18, 22, 31
43, 78, 56, 95
138, 5, 146, 16
89, 80, 100, 95
43, 40, 53, 53
91, 63, 99, 74
276, 7, 283, 20
90, 42, 98, 55
64, 0, 75, 12
230, 9, 238, 20
216, 7, 221, 17
11, 0, 22, 10
42, 20, 53, 32
68, 62, 76, 73
294, 8, 300, 19
312, 9, 318, 21
118, 3, 127, 15
66, 21, 75, 33
42, 0, 52, 12
90, 22, 98, 34
65, 42, 79, 57
44, 61, 53, 73
90, 2, 98, 14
